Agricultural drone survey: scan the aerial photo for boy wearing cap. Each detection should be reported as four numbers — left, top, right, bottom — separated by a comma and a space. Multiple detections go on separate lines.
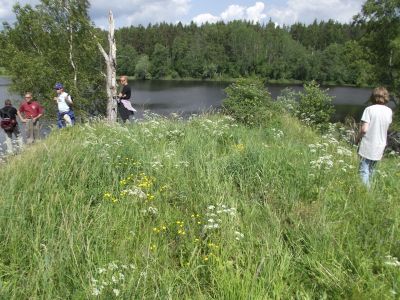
54, 83, 75, 128
17, 92, 44, 144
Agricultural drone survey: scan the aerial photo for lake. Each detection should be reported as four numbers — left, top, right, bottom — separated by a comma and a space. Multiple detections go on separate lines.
0, 77, 378, 149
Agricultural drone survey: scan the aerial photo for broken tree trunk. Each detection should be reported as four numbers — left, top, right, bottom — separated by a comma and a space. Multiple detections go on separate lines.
97, 10, 117, 122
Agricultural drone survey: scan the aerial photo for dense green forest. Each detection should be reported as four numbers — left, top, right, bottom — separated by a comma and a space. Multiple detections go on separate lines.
115, 20, 374, 86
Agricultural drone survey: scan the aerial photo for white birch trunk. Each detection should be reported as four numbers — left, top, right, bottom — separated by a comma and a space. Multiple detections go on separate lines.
97, 10, 117, 122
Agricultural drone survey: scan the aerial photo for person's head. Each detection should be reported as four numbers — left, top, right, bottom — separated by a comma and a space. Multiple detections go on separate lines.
54, 82, 64, 95
4, 99, 12, 106
119, 75, 128, 85
24, 92, 33, 103
370, 87, 390, 104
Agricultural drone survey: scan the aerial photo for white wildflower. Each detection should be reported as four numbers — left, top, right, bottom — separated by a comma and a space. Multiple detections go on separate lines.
92, 287, 101, 296
148, 206, 158, 215
234, 231, 245, 240
384, 255, 400, 267
108, 262, 118, 270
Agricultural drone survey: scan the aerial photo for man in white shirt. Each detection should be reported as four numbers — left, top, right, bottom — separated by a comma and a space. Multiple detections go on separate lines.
54, 82, 75, 128
356, 87, 392, 187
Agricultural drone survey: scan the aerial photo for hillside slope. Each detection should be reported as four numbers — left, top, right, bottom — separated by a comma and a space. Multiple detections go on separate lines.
0, 114, 399, 299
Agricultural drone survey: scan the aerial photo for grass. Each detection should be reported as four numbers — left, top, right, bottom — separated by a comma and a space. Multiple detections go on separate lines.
0, 112, 399, 299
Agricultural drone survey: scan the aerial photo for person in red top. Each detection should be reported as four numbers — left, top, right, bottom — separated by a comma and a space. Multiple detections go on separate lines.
17, 92, 44, 144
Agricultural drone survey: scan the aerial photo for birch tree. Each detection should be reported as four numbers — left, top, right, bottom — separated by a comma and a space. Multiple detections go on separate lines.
97, 11, 118, 122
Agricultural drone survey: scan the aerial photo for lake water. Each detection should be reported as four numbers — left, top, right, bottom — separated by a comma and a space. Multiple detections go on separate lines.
0, 76, 379, 150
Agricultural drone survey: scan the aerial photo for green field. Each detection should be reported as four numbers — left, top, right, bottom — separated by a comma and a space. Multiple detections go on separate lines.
0, 113, 399, 299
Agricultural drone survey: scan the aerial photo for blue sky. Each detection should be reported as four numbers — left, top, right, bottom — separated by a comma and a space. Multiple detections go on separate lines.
1, 0, 365, 29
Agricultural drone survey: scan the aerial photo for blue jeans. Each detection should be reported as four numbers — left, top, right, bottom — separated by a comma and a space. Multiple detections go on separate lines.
359, 157, 377, 188
57, 110, 75, 128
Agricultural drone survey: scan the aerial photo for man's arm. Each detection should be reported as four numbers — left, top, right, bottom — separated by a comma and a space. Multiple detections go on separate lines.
33, 104, 44, 122
17, 110, 26, 123
355, 121, 369, 145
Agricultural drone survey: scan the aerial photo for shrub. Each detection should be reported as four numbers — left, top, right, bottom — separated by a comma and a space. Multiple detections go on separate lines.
297, 81, 335, 131
222, 78, 273, 127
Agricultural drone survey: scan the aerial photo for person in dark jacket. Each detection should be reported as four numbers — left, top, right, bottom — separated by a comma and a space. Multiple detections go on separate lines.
117, 76, 136, 123
0, 99, 23, 154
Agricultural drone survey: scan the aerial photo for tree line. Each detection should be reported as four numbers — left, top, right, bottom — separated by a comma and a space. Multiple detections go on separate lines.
115, 20, 374, 86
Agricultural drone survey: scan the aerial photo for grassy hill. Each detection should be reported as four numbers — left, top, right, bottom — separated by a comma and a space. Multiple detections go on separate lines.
0, 113, 399, 298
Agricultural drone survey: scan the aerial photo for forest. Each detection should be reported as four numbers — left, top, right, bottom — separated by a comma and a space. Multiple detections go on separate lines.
115, 20, 372, 86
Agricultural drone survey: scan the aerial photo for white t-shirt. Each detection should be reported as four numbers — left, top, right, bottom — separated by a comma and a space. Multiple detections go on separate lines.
57, 92, 72, 113
358, 104, 392, 161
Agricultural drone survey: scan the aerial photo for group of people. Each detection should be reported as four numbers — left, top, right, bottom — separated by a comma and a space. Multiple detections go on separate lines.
0, 92, 44, 153
0, 76, 135, 154
0, 80, 393, 188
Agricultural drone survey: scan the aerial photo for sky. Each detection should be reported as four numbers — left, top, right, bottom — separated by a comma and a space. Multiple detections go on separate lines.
0, 0, 365, 29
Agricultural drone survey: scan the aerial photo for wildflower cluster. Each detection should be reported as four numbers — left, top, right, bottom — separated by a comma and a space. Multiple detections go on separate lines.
310, 155, 334, 170
271, 128, 284, 139
384, 255, 400, 267
308, 134, 355, 174
190, 116, 237, 137
140, 206, 158, 216
90, 262, 135, 297
116, 157, 142, 168
166, 129, 185, 140
203, 204, 237, 231
233, 143, 245, 152
103, 172, 156, 204
203, 242, 220, 262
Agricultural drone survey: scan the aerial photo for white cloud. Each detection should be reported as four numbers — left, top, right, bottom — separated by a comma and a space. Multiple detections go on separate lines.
0, 0, 40, 23
246, 2, 267, 23
221, 5, 245, 21
267, 0, 364, 25
89, 0, 191, 27
192, 0, 364, 26
193, 2, 267, 25
192, 13, 220, 24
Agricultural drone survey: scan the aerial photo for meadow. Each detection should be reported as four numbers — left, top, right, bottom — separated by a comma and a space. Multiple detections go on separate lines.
0, 112, 399, 299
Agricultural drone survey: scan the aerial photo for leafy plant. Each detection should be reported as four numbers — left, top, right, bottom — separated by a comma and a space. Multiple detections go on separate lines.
222, 78, 273, 127
297, 81, 335, 131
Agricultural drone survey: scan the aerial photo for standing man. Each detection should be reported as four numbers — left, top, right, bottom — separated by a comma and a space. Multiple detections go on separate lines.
117, 75, 136, 123
356, 87, 393, 187
0, 99, 23, 154
17, 92, 44, 144
54, 82, 75, 128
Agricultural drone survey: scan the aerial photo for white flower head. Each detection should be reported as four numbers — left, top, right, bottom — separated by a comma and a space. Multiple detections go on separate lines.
92, 287, 101, 296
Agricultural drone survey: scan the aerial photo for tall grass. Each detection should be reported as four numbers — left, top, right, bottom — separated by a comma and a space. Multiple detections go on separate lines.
0, 113, 399, 299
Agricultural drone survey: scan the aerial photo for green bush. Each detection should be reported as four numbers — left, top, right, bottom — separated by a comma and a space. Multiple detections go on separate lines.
297, 81, 335, 131
222, 78, 273, 127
